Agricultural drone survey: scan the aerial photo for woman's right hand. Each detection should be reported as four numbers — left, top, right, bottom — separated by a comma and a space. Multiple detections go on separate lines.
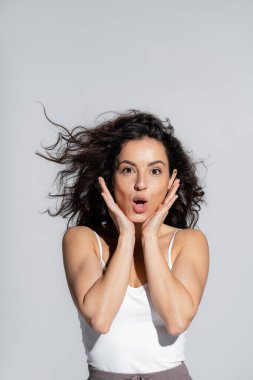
98, 176, 135, 237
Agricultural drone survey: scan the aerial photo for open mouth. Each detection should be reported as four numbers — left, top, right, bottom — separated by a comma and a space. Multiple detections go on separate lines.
133, 200, 146, 205
132, 199, 148, 213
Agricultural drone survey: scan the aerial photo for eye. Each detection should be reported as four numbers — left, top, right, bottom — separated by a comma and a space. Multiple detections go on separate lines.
151, 168, 162, 175
121, 166, 134, 174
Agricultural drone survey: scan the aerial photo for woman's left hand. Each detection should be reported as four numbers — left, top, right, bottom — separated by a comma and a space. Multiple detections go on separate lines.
141, 178, 180, 238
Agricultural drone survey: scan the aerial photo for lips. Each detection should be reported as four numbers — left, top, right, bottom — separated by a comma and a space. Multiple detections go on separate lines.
132, 196, 148, 202
132, 197, 148, 214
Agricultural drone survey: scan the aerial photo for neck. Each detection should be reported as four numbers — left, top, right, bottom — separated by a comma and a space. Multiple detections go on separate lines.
132, 223, 143, 259
134, 222, 143, 241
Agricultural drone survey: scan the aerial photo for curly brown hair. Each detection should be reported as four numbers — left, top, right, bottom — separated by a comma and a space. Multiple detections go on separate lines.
35, 104, 207, 230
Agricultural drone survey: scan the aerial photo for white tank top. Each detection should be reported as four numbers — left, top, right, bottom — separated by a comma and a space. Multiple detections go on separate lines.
78, 229, 188, 373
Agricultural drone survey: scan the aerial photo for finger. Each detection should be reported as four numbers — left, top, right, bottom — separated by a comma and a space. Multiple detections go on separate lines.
170, 177, 180, 191
160, 190, 179, 213
171, 179, 180, 193
168, 169, 178, 189
163, 194, 179, 209
99, 180, 116, 207
99, 179, 124, 216
162, 180, 180, 205
98, 177, 115, 203
100, 191, 111, 208
100, 190, 119, 213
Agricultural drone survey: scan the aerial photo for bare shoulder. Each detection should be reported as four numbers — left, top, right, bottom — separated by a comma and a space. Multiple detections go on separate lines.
62, 225, 97, 277
177, 227, 209, 247
169, 227, 209, 261
173, 227, 209, 283
62, 225, 95, 245
172, 228, 209, 315
176, 228, 209, 265
62, 226, 103, 313
63, 225, 98, 254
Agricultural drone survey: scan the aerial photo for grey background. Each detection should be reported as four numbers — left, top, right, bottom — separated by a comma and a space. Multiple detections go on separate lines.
1, 1, 252, 379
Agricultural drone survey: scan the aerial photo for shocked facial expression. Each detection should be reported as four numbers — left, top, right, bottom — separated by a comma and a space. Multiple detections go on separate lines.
112, 137, 172, 223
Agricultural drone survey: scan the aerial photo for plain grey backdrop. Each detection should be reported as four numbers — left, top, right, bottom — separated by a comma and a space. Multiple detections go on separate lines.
1, 1, 252, 379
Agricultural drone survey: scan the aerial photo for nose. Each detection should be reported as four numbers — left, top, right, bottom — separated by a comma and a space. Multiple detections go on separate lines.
134, 174, 147, 191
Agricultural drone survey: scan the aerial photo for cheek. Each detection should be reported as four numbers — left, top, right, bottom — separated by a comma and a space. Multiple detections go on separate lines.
114, 188, 125, 203
113, 179, 130, 203
153, 177, 169, 195
150, 185, 169, 207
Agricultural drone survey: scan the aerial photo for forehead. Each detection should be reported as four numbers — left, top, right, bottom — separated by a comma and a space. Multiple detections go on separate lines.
117, 138, 169, 164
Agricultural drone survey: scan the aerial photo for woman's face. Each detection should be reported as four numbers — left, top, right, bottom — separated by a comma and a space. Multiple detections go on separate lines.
112, 137, 173, 223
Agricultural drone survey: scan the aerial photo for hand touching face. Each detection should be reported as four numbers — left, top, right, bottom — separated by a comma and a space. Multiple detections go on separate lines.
141, 173, 180, 237
112, 137, 178, 224
98, 176, 135, 236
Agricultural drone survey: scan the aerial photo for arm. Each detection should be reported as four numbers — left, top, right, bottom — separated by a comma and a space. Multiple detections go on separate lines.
142, 229, 209, 336
62, 226, 135, 334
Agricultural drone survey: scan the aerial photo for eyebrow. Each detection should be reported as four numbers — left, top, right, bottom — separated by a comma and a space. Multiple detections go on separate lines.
117, 160, 166, 167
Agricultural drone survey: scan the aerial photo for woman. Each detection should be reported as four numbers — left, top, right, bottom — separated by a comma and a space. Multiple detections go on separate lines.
37, 108, 209, 380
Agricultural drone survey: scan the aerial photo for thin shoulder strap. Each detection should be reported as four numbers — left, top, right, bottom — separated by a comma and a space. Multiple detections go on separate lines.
93, 231, 105, 266
168, 229, 182, 270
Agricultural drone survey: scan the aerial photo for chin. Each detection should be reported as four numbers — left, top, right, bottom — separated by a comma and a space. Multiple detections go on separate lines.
127, 212, 150, 224
121, 203, 159, 223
